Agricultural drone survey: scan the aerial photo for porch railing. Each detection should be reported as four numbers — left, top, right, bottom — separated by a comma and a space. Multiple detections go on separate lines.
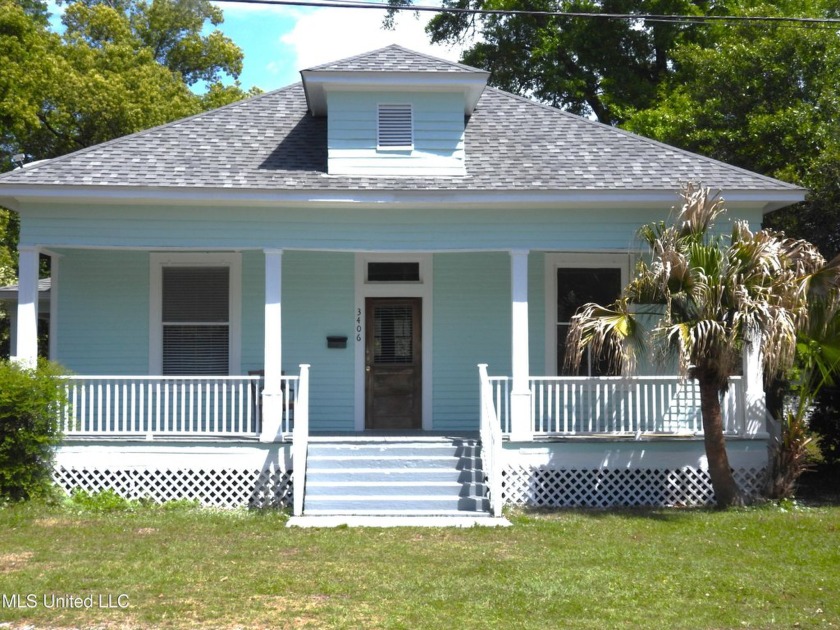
478, 364, 504, 517
489, 375, 748, 438
60, 374, 297, 439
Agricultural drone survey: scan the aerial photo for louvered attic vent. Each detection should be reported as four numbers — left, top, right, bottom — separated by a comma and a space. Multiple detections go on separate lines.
377, 104, 413, 150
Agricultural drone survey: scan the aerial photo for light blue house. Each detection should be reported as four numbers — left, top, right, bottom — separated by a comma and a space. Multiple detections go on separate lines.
0, 46, 804, 520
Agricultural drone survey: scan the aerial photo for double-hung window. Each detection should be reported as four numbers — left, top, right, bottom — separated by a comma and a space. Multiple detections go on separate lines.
150, 253, 241, 375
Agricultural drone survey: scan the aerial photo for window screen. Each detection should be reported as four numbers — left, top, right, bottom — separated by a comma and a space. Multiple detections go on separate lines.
162, 267, 230, 375
556, 267, 622, 376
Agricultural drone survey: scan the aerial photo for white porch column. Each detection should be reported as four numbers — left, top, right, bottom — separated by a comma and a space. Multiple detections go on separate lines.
260, 249, 284, 442
14, 246, 39, 367
742, 337, 767, 437
510, 249, 532, 441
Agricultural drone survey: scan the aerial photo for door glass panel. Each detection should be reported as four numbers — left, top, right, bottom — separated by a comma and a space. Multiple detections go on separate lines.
556, 267, 622, 376
373, 305, 413, 364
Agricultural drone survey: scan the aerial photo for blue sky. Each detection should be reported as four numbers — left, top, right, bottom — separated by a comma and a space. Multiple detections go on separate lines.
46, 2, 469, 93
210, 1, 469, 91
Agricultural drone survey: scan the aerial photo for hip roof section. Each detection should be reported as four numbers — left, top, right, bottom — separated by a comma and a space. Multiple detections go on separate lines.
0, 46, 802, 198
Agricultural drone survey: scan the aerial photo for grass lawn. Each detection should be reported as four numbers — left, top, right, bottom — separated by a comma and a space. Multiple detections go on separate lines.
0, 499, 838, 629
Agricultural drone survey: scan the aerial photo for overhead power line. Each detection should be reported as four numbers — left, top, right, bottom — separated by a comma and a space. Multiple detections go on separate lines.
215, 0, 840, 27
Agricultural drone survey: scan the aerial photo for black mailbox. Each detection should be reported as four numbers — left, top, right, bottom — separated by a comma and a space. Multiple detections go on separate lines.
327, 335, 348, 349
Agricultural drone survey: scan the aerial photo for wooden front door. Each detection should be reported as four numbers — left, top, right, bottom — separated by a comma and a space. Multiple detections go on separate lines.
365, 298, 422, 430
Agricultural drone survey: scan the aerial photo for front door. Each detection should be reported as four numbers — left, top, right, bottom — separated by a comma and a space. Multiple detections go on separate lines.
365, 297, 422, 430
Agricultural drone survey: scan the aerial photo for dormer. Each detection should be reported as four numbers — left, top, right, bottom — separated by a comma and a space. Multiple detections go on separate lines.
300, 45, 490, 177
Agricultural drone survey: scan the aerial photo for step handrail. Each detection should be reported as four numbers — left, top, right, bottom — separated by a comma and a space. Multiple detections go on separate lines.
292, 364, 311, 516
478, 364, 504, 517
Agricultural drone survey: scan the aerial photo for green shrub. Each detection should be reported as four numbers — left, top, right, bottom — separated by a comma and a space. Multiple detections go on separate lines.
67, 489, 201, 512
68, 488, 132, 512
810, 384, 840, 465
0, 359, 66, 501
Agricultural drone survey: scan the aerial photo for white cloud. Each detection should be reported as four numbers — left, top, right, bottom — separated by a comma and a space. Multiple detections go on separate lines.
279, 7, 468, 70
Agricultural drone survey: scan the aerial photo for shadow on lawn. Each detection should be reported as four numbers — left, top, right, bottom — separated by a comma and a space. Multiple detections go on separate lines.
795, 463, 840, 507
513, 506, 701, 523
512, 465, 840, 522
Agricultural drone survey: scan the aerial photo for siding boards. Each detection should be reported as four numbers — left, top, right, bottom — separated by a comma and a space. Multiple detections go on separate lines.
53, 249, 356, 432
432, 253, 510, 431
283, 251, 355, 431
326, 91, 465, 176
240, 251, 264, 373
20, 204, 758, 252
55, 249, 149, 374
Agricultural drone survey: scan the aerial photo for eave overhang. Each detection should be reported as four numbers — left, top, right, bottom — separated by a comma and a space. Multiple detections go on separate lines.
300, 70, 490, 117
0, 184, 806, 214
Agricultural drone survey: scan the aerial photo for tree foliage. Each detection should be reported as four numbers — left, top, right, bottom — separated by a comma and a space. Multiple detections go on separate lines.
0, 0, 257, 356
393, 0, 840, 258
389, 0, 714, 125
0, 0, 254, 169
619, 0, 840, 259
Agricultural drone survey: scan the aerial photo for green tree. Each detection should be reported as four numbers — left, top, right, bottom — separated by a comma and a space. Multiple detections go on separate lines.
566, 185, 835, 507
624, 0, 840, 177
0, 0, 256, 355
60, 0, 243, 87
396, 0, 840, 255
388, 0, 714, 124
621, 0, 840, 256
1, 0, 252, 163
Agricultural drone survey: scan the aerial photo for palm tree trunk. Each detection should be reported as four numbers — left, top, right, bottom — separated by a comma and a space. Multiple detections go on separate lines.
698, 373, 746, 508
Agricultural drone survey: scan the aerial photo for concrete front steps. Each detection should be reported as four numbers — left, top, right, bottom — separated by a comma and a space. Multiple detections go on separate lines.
301, 436, 493, 519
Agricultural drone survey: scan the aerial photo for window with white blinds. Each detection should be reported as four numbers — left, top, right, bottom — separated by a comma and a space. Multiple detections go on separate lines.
377, 104, 413, 149
161, 266, 230, 375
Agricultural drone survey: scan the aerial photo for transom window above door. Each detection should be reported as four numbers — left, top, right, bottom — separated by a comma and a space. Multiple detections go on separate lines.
367, 262, 421, 283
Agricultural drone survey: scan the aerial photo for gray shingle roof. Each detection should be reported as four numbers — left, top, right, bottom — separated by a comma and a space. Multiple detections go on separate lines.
305, 44, 482, 73
0, 48, 799, 194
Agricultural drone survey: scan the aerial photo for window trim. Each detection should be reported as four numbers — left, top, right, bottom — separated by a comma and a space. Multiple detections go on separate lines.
149, 252, 242, 375
377, 103, 414, 152
544, 253, 631, 376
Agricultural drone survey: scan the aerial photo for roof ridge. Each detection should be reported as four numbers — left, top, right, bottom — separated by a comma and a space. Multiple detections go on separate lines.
304, 44, 397, 71
305, 43, 485, 74
482, 87, 803, 192
0, 84, 300, 181
381, 44, 486, 74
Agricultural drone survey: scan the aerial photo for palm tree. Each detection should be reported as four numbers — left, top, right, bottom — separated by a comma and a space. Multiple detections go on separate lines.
566, 184, 833, 507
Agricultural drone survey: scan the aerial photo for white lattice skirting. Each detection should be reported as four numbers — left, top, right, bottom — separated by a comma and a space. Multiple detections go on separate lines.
501, 466, 767, 508
53, 466, 294, 509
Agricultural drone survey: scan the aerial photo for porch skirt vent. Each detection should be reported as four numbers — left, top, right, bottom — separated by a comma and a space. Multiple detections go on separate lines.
52, 466, 293, 509
500, 466, 766, 508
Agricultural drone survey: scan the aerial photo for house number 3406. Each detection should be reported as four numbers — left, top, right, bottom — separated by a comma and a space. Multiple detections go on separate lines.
356, 308, 362, 342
